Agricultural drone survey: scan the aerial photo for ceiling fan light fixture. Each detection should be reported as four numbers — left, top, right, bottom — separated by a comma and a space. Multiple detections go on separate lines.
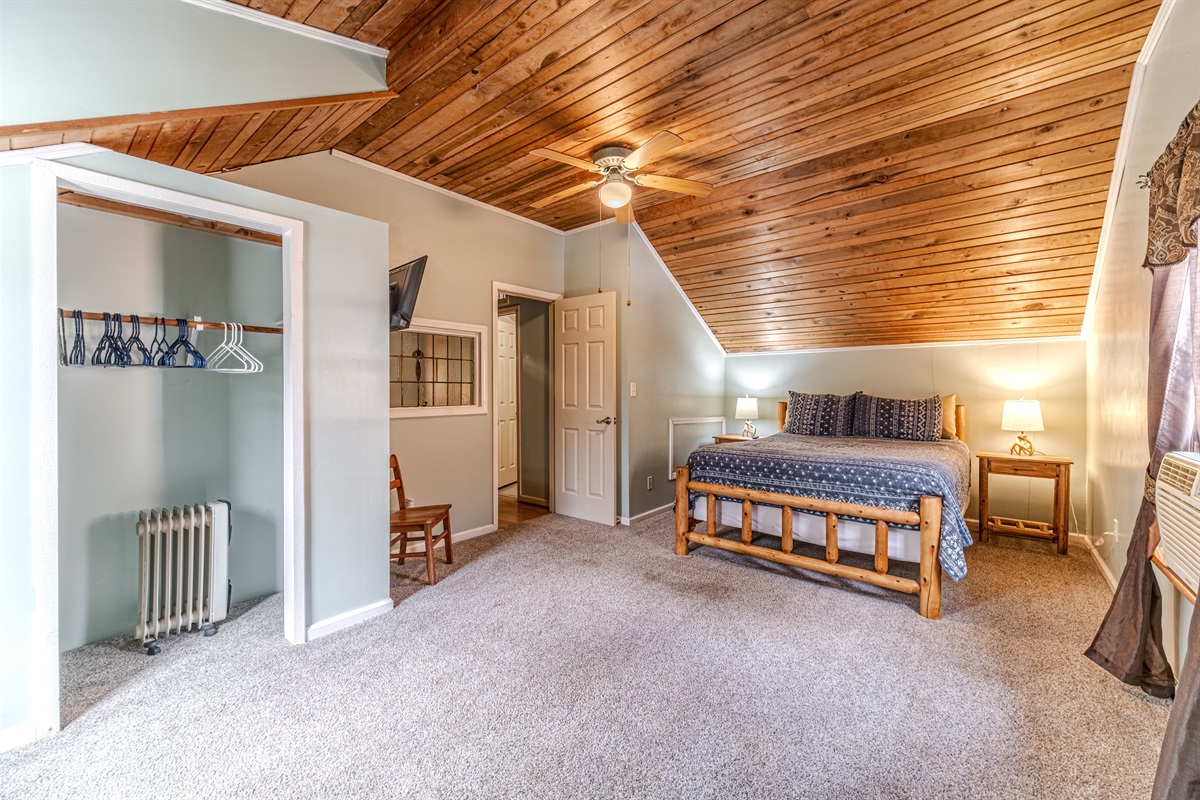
598, 175, 632, 208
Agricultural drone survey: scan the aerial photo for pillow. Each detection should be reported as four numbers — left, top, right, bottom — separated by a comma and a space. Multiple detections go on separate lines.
940, 393, 957, 440
853, 394, 943, 442
784, 391, 857, 437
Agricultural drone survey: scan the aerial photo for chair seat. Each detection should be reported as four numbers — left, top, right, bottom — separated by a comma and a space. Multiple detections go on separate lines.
390, 504, 452, 531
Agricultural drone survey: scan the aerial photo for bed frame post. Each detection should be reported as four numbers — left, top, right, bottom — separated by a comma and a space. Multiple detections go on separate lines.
918, 495, 943, 620
674, 466, 691, 556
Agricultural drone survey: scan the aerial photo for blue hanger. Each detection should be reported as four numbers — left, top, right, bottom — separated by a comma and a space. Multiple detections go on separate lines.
125, 315, 152, 366
151, 317, 171, 366
163, 318, 206, 368
106, 313, 130, 367
91, 312, 113, 365
69, 310, 86, 365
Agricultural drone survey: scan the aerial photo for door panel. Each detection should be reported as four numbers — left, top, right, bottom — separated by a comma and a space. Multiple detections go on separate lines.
553, 293, 617, 524
497, 313, 518, 488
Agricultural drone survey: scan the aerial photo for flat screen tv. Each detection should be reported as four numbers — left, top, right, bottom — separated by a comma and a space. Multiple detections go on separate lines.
389, 255, 427, 331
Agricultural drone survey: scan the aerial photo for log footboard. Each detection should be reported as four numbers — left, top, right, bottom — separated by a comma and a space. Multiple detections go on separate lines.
674, 466, 943, 619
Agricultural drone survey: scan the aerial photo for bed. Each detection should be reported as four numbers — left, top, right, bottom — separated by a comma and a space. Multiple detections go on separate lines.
673, 395, 971, 619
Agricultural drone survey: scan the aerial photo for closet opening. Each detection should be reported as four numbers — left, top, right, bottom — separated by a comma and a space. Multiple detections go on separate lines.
27, 159, 308, 741
492, 283, 559, 531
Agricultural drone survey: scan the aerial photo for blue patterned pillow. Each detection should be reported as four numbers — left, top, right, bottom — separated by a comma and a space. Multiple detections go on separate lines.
784, 391, 857, 437
853, 394, 943, 441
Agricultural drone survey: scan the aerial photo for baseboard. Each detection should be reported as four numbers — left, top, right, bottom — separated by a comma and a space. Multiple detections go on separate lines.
1073, 532, 1118, 593
305, 598, 392, 641
0, 722, 36, 753
620, 503, 674, 526
398, 523, 494, 554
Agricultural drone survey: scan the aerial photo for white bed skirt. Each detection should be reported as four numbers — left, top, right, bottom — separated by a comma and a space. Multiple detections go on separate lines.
694, 499, 923, 563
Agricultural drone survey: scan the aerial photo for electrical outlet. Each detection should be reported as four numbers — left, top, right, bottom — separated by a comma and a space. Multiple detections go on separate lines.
630, 382, 637, 397
646, 475, 654, 491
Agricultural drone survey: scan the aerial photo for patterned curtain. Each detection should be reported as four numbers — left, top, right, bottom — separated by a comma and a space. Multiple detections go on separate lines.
1083, 100, 1200, 799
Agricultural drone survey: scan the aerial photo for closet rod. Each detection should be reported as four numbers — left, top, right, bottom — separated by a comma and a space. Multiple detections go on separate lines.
60, 309, 282, 335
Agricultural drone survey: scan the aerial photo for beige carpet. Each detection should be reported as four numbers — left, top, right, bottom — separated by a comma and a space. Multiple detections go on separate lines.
0, 512, 1172, 799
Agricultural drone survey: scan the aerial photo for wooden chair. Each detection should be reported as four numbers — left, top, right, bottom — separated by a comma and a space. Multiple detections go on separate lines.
389, 454, 453, 585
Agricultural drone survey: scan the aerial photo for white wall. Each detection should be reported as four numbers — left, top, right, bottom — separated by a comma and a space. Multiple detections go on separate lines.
1086, 0, 1199, 668
221, 153, 565, 533
724, 340, 1089, 529
0, 0, 385, 127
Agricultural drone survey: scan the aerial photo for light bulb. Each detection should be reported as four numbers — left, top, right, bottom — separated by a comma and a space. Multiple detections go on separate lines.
598, 178, 632, 208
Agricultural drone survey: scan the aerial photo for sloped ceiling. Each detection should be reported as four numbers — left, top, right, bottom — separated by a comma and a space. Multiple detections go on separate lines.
6, 0, 1161, 351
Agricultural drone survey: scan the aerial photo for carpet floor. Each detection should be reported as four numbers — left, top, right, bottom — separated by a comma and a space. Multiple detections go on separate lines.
0, 512, 1172, 799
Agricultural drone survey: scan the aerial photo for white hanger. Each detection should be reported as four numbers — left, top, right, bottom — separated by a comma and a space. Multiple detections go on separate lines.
208, 323, 258, 373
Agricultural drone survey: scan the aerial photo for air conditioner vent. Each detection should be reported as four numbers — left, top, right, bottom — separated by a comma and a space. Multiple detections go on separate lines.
1160, 455, 1200, 496
1156, 452, 1200, 594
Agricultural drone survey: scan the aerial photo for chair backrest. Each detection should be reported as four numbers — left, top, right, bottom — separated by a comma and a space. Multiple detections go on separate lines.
390, 454, 407, 509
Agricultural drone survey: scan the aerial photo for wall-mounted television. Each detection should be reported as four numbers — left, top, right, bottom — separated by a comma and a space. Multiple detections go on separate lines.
389, 255, 427, 331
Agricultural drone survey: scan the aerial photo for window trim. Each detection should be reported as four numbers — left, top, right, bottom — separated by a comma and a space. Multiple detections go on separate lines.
389, 317, 489, 418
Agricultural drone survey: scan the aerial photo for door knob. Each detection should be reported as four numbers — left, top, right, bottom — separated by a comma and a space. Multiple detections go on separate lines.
596, 416, 614, 425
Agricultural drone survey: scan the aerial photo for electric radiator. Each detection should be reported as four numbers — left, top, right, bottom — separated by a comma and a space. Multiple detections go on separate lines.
135, 501, 231, 653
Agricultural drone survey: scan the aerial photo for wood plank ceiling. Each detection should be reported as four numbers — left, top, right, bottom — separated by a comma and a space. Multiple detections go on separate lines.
7, 0, 1161, 351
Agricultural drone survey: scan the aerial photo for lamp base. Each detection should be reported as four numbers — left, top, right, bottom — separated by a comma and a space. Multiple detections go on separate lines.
741, 421, 758, 439
1009, 433, 1034, 457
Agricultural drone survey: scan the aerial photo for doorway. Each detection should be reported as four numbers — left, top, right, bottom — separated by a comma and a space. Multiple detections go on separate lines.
492, 283, 558, 531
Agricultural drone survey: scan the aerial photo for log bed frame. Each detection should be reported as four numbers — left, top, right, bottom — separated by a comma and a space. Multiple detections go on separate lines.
674, 401, 967, 620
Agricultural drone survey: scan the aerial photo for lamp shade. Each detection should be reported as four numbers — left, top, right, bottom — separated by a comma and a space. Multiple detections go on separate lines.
598, 177, 632, 208
1001, 399, 1044, 432
735, 396, 759, 420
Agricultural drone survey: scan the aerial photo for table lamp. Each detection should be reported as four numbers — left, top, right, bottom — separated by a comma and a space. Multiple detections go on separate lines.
1001, 398, 1043, 456
735, 395, 759, 439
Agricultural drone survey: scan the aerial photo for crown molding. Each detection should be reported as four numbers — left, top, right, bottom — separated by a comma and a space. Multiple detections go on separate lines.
181, 0, 387, 59
329, 150, 565, 235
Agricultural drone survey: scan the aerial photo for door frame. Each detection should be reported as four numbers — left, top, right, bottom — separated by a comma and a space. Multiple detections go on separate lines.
491, 282, 560, 532
23, 156, 309, 746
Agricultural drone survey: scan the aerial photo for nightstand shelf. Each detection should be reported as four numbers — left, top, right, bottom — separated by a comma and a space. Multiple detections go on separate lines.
713, 434, 752, 444
977, 451, 1073, 554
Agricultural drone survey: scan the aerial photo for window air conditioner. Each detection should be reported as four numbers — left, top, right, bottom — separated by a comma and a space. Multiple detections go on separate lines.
1155, 451, 1200, 592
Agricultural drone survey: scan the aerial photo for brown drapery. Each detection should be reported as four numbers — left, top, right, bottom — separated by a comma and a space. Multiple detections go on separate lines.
1084, 100, 1200, 799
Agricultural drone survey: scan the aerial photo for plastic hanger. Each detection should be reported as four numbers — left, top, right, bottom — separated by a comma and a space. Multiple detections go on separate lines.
68, 310, 86, 365
163, 318, 206, 368
150, 317, 170, 366
125, 315, 152, 366
207, 323, 250, 372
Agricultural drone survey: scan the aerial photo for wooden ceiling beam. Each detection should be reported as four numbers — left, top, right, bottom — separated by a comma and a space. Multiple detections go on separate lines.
0, 90, 396, 140
57, 190, 283, 247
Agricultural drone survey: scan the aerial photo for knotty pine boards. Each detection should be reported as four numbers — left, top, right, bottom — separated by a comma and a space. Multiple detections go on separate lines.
7, 0, 1159, 351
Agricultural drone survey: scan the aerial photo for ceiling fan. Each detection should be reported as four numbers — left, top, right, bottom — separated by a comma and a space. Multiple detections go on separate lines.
529, 131, 712, 225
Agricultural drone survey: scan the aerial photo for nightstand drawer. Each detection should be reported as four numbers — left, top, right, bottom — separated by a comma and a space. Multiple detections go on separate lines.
987, 460, 1059, 479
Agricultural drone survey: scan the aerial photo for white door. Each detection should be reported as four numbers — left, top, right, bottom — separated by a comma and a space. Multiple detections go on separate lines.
553, 292, 617, 525
497, 312, 518, 488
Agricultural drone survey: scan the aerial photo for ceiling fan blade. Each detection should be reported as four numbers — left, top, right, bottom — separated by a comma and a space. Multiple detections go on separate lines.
530, 180, 600, 209
615, 202, 635, 226
634, 173, 713, 198
531, 148, 600, 172
622, 131, 683, 171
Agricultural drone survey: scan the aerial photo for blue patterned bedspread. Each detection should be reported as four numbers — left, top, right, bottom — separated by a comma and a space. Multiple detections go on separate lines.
686, 433, 973, 580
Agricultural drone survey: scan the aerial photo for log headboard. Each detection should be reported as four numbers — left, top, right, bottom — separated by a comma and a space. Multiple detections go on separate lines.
775, 400, 967, 442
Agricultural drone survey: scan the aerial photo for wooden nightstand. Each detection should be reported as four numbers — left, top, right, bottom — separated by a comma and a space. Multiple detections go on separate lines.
977, 451, 1073, 554
713, 434, 752, 444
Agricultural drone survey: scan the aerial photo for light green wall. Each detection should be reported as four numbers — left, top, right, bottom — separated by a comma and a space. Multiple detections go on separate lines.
562, 222, 727, 519
1086, 0, 1199, 668
56, 205, 283, 650
723, 340, 1088, 529
220, 153, 565, 533
0, 0, 385, 126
